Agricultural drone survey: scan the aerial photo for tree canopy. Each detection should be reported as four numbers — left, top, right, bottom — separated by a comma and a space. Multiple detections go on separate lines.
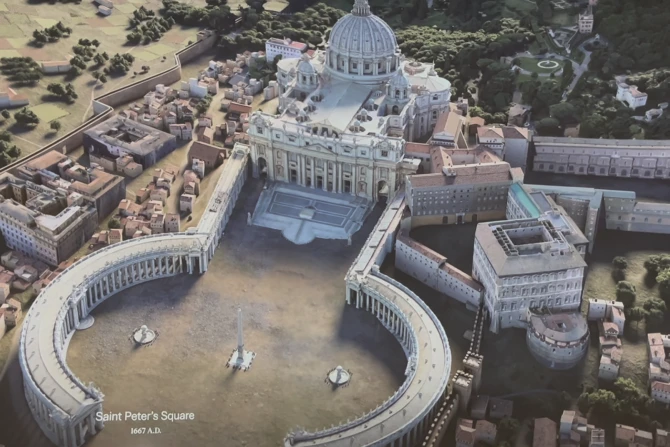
595, 0, 670, 73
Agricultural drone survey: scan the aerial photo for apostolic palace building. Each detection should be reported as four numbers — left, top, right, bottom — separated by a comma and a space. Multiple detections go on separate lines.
248, 0, 452, 202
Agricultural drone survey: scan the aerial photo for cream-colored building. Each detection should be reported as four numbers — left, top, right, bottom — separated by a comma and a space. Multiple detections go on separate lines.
0, 200, 97, 266
603, 190, 670, 234
473, 218, 587, 333
527, 312, 589, 370
248, 0, 452, 203
506, 183, 590, 256
406, 146, 522, 226
578, 6, 594, 34
395, 230, 483, 309
616, 76, 648, 110
476, 126, 531, 171
533, 136, 670, 179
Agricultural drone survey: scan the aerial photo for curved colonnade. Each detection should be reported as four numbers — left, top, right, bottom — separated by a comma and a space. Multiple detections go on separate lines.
19, 146, 249, 447
286, 192, 452, 447
20, 157, 451, 447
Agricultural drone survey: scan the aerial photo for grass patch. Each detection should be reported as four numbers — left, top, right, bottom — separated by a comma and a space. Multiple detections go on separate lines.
29, 103, 69, 122
0, 49, 21, 58
0, 24, 25, 38
549, 11, 576, 27
5, 13, 30, 25
146, 43, 176, 56
33, 17, 59, 28
133, 49, 159, 62
517, 56, 562, 73
100, 27, 126, 36
105, 14, 130, 26
116, 3, 137, 13
6, 37, 29, 48
264, 0, 288, 13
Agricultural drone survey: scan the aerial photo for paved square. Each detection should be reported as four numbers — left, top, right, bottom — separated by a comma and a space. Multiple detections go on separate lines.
251, 182, 372, 244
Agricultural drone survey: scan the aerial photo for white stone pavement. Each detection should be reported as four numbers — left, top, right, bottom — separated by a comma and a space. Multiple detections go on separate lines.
251, 182, 372, 244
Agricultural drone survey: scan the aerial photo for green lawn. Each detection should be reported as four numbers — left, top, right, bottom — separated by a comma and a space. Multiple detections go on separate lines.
0, 49, 21, 58
549, 11, 577, 27
517, 56, 562, 74
29, 103, 70, 122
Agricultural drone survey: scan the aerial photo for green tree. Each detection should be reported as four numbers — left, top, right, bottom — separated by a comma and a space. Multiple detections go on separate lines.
587, 389, 617, 417
616, 281, 637, 307
644, 298, 667, 314
643, 298, 667, 331
580, 113, 608, 138
613, 377, 651, 414
656, 268, 670, 299
13, 107, 39, 127
625, 307, 647, 330
537, 117, 562, 136
612, 256, 628, 270
550, 102, 577, 125
50, 120, 62, 132
1, 110, 10, 120
497, 417, 520, 443
645, 254, 670, 276
108, 218, 121, 230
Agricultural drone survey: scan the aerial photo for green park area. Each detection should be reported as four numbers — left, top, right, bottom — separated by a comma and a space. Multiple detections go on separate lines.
517, 56, 563, 74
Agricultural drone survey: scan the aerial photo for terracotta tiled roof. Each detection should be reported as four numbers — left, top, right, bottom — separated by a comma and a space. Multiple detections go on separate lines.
533, 418, 557, 447
477, 126, 504, 139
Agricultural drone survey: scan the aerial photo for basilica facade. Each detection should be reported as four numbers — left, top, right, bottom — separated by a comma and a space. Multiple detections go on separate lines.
248, 0, 452, 202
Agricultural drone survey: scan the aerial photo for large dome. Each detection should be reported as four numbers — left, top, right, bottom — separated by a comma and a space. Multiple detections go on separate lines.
324, 0, 401, 84
329, 0, 397, 57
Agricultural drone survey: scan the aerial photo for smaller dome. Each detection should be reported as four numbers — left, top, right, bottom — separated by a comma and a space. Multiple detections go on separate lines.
389, 68, 410, 88
297, 54, 316, 75
354, 120, 361, 127
360, 109, 368, 117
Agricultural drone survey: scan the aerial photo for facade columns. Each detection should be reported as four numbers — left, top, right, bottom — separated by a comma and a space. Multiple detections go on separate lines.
300, 155, 306, 187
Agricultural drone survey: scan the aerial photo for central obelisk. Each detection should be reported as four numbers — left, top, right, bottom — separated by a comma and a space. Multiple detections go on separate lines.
227, 307, 256, 371
237, 308, 244, 356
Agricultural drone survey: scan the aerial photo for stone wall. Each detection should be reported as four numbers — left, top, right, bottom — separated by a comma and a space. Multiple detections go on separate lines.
394, 232, 483, 309
1, 30, 217, 177
96, 30, 216, 109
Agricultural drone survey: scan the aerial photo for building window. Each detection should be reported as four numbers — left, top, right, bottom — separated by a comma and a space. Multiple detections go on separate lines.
256, 126, 263, 133
381, 150, 388, 157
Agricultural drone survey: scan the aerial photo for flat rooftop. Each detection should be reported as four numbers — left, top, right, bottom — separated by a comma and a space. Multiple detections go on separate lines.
476, 218, 587, 277
85, 115, 176, 156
